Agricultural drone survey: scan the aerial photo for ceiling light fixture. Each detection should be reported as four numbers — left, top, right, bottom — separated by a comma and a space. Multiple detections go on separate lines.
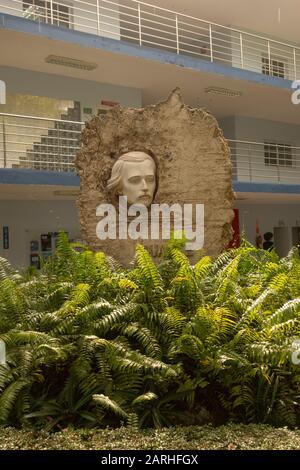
45, 55, 97, 71
205, 87, 242, 98
53, 190, 79, 197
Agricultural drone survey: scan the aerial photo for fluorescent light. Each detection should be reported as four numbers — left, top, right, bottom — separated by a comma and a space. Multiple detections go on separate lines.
53, 190, 79, 197
205, 87, 242, 98
45, 55, 97, 71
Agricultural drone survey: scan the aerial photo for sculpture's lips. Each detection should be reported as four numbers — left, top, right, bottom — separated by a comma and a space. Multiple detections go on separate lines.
138, 195, 151, 200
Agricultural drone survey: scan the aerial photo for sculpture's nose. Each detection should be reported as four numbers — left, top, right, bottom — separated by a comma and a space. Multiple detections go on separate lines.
141, 178, 148, 190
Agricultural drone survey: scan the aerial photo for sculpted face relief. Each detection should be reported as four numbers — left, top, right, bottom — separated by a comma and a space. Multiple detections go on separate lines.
107, 151, 156, 207
121, 159, 155, 206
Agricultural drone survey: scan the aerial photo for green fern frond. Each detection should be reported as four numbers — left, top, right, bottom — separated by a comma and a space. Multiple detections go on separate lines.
54, 231, 75, 261
0, 257, 16, 281
170, 248, 190, 269
132, 392, 158, 406
56, 283, 90, 317
135, 245, 162, 289
193, 256, 211, 281
122, 323, 161, 358
93, 394, 128, 419
268, 273, 289, 292
0, 379, 29, 422
118, 278, 138, 290
266, 299, 300, 327
93, 304, 137, 336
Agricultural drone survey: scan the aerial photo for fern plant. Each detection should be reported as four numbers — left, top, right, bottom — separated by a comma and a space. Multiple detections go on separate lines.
0, 232, 300, 429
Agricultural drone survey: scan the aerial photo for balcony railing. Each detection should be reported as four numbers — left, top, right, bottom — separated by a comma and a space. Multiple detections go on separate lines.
1, 0, 300, 80
0, 113, 84, 172
229, 139, 300, 185
0, 113, 300, 185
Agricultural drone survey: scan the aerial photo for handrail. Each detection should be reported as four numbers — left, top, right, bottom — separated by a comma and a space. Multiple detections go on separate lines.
2, 0, 300, 51
228, 139, 300, 150
0, 112, 84, 125
126, 0, 300, 51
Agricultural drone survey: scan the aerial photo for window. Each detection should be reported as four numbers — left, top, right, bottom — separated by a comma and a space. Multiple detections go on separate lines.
23, 0, 70, 28
264, 142, 293, 167
262, 57, 285, 78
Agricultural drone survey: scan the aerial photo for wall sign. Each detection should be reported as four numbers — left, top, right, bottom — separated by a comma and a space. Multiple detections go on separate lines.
83, 107, 92, 115
101, 99, 119, 107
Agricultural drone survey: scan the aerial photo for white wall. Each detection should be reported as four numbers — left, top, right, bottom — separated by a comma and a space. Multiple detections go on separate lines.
219, 116, 236, 139
234, 116, 300, 145
236, 202, 300, 255
0, 199, 81, 268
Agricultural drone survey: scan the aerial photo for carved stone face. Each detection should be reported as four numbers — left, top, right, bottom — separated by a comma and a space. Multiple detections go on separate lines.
120, 158, 156, 206
105, 151, 157, 206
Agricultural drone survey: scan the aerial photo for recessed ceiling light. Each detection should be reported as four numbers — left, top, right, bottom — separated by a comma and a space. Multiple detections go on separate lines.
205, 87, 242, 98
45, 55, 97, 71
53, 190, 79, 197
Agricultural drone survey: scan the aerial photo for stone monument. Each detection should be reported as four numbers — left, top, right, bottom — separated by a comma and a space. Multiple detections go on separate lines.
75, 89, 235, 265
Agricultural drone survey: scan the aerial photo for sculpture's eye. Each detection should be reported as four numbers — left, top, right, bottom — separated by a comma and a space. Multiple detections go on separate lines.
128, 176, 141, 184
146, 175, 155, 183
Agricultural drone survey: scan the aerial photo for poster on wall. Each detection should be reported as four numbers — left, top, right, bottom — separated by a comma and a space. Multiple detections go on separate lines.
30, 240, 39, 252
30, 254, 40, 270
41, 233, 52, 252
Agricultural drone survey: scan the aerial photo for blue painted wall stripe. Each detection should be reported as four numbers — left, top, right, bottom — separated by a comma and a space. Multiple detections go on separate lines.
0, 168, 80, 186
233, 181, 300, 194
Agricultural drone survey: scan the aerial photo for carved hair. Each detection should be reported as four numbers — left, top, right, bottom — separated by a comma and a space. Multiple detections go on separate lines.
106, 151, 156, 193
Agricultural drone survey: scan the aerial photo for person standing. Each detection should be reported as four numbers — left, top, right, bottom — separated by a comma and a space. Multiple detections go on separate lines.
263, 232, 274, 251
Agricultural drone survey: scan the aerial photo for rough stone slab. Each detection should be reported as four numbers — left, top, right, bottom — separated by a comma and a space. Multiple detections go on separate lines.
75, 89, 235, 264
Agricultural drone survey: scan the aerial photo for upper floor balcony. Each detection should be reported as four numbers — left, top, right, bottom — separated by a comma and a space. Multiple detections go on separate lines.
0, 112, 300, 187
1, 0, 300, 81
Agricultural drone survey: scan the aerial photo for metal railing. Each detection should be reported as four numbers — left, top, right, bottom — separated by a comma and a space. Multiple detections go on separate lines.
1, 0, 300, 79
0, 113, 300, 185
229, 139, 300, 184
0, 113, 84, 171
